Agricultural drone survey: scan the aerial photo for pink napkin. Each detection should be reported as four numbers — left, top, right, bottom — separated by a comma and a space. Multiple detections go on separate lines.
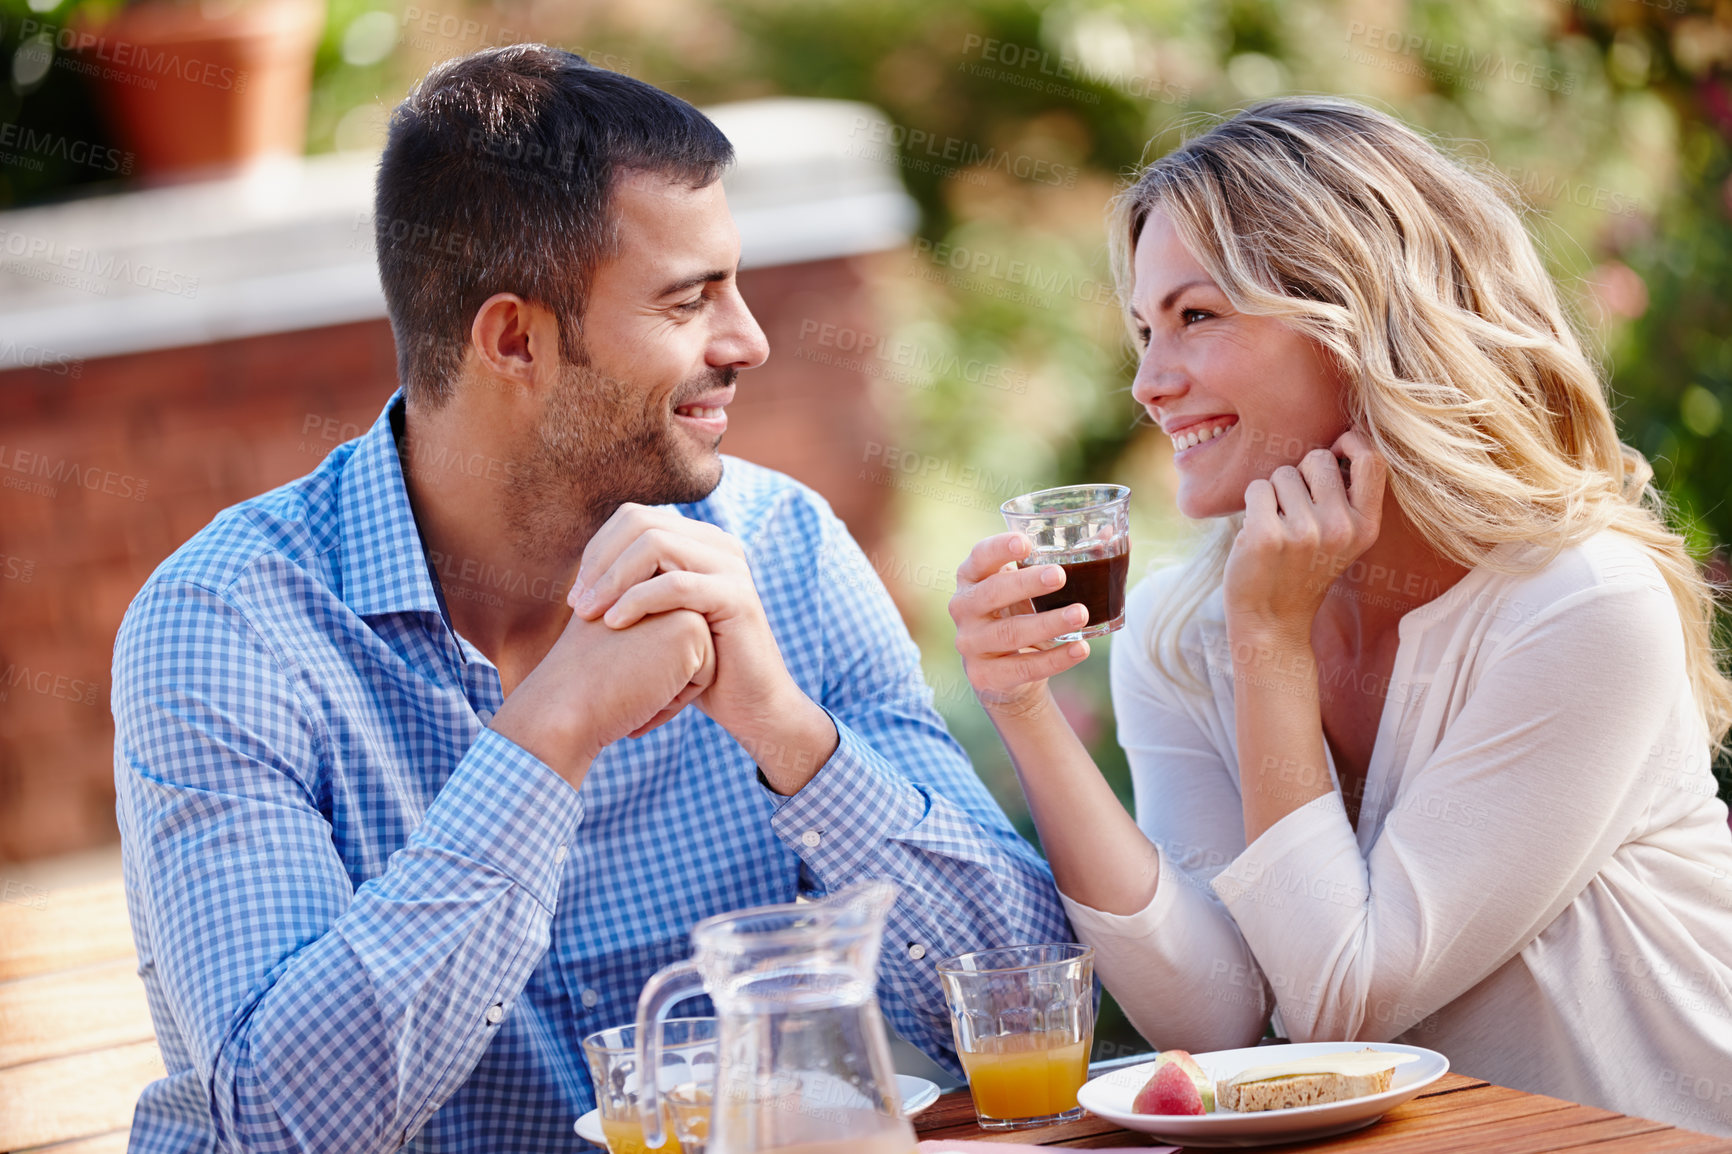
921, 1136, 1177, 1143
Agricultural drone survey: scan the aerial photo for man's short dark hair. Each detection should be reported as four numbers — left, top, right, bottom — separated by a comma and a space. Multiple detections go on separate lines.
375, 45, 734, 405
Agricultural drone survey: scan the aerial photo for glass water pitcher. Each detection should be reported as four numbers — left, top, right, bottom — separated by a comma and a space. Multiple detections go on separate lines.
634, 880, 918, 1154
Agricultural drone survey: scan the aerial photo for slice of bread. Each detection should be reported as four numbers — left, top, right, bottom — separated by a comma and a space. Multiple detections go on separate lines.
1216, 1067, 1395, 1112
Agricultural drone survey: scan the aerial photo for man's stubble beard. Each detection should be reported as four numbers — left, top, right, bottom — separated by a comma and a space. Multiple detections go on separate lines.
504, 358, 730, 563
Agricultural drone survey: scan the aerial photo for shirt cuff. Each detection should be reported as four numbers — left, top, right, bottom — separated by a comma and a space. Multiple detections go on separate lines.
1057, 853, 1173, 946
410, 727, 585, 912
1209, 791, 1365, 933
767, 717, 926, 882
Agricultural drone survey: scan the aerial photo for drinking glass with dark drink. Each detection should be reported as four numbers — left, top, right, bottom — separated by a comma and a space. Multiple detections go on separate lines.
1000, 484, 1131, 644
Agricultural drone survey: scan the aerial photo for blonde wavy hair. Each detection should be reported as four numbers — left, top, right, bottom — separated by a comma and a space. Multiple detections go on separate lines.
1110, 96, 1732, 746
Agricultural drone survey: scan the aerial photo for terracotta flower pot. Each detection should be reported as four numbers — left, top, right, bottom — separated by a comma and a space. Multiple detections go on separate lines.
77, 0, 326, 180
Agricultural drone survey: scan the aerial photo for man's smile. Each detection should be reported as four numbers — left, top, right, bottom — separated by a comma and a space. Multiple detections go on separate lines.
673, 383, 734, 436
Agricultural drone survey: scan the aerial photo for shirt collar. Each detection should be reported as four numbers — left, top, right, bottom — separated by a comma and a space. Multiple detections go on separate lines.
336, 390, 448, 620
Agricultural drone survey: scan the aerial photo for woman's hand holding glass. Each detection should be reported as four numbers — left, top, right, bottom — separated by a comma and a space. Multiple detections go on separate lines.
950, 533, 1094, 718
950, 530, 1160, 918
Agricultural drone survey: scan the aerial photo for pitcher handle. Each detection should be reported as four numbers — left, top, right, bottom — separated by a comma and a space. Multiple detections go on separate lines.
635, 958, 705, 1150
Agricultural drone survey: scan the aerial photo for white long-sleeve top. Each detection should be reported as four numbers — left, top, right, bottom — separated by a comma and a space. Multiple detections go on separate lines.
1063, 530, 1732, 1136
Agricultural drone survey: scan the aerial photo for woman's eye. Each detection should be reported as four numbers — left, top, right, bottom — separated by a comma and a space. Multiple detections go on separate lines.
1180, 308, 1212, 325
1135, 326, 1151, 347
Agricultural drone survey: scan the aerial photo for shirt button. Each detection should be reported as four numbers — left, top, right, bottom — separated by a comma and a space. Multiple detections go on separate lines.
581, 988, 599, 1008
800, 830, 821, 848
907, 943, 927, 960
477, 709, 494, 725
555, 844, 568, 864
485, 1003, 504, 1024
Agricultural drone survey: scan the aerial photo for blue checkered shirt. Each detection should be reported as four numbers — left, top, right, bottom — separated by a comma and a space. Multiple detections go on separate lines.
112, 392, 1068, 1153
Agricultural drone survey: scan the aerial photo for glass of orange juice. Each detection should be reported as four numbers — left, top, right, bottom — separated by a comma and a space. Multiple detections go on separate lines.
935, 944, 1095, 1130
582, 1018, 717, 1153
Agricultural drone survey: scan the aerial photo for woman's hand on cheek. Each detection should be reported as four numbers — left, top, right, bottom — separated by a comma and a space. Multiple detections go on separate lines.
1223, 430, 1387, 640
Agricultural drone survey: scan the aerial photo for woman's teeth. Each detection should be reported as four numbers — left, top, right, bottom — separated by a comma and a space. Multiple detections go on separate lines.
678, 406, 723, 419
1171, 422, 1233, 451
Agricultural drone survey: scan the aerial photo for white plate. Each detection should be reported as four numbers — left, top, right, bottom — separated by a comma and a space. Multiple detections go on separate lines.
1076, 1041, 1449, 1148
898, 1074, 942, 1116
574, 1075, 942, 1144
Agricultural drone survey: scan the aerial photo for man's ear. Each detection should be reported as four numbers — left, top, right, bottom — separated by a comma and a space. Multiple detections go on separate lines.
469, 293, 562, 390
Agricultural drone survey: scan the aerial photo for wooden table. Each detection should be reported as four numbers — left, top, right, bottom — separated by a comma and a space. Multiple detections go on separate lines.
913, 1074, 1732, 1151
1, 879, 161, 1153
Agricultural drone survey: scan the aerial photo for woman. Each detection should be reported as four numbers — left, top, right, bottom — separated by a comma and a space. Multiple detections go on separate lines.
950, 97, 1732, 1135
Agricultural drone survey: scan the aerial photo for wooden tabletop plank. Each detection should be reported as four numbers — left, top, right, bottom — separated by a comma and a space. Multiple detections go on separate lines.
1048, 1136, 1169, 1149
16, 1129, 133, 1154
915, 1092, 989, 1133
1357, 1082, 1579, 1127
1431, 1115, 1675, 1154
1289, 1111, 1662, 1154
1563, 1133, 1732, 1153
0, 882, 136, 984
1404, 1073, 1487, 1096
0, 1041, 163, 1152
1228, 1102, 1599, 1153
919, 1113, 1131, 1144
0, 958, 157, 1070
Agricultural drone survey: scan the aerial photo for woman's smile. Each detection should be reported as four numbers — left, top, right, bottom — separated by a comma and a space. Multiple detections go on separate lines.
1167, 416, 1239, 456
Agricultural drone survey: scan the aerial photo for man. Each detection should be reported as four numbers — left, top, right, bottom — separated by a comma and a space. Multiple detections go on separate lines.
112, 44, 1068, 1153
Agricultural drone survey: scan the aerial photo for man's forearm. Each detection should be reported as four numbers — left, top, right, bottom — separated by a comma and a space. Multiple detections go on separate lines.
729, 690, 840, 795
